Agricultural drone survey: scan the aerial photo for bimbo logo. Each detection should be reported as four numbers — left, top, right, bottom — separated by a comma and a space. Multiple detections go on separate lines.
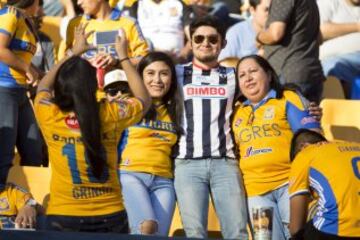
184, 85, 227, 99
65, 116, 80, 129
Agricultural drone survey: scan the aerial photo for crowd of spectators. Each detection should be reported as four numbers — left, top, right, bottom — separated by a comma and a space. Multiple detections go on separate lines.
0, 0, 359, 239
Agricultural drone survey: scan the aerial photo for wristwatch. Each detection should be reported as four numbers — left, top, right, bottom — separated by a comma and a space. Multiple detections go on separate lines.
25, 198, 37, 208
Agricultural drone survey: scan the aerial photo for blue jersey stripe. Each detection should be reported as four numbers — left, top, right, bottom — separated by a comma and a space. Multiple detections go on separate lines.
118, 129, 130, 163
310, 168, 339, 235
286, 101, 320, 132
0, 62, 21, 88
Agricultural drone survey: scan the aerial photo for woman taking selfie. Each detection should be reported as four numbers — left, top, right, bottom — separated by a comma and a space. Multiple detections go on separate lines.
34, 25, 150, 232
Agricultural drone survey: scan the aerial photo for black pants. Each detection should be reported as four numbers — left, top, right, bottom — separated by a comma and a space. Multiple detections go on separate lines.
292, 221, 359, 240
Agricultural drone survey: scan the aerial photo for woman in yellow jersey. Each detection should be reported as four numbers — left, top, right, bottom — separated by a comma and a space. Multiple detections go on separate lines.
118, 52, 182, 235
0, 0, 43, 189
34, 25, 151, 232
232, 55, 321, 240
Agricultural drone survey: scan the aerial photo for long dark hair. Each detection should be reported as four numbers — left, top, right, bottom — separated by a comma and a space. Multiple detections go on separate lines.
137, 52, 182, 135
7, 0, 35, 8
235, 55, 285, 102
53, 56, 106, 179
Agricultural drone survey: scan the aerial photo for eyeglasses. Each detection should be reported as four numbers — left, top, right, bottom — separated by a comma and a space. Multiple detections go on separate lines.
105, 88, 121, 97
193, 34, 219, 45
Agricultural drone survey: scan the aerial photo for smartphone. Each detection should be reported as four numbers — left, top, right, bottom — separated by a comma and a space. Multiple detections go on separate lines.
94, 30, 121, 46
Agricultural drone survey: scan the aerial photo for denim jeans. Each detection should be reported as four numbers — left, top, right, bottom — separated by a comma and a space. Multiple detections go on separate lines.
247, 184, 290, 240
43, 211, 128, 233
0, 86, 42, 186
174, 158, 248, 239
119, 170, 176, 236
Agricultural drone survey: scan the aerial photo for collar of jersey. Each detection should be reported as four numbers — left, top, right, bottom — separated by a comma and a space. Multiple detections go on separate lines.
85, 7, 121, 20
192, 61, 219, 71
243, 89, 276, 110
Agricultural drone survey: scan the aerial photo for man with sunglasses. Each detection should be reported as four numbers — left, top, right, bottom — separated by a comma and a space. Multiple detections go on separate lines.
103, 69, 130, 102
174, 16, 248, 239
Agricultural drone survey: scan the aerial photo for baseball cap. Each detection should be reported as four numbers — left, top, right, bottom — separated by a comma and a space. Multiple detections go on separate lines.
104, 69, 128, 90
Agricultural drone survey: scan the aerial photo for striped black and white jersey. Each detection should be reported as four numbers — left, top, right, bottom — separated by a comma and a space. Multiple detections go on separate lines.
174, 62, 238, 159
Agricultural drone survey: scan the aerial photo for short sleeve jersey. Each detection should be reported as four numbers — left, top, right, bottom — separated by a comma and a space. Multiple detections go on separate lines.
0, 6, 36, 87
66, 8, 149, 60
232, 90, 320, 196
119, 103, 177, 178
289, 142, 360, 237
34, 91, 143, 216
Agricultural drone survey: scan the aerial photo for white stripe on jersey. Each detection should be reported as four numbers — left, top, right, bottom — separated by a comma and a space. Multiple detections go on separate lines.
175, 63, 237, 159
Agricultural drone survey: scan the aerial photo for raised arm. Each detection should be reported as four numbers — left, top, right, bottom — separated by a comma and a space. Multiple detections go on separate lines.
37, 23, 94, 92
114, 29, 151, 114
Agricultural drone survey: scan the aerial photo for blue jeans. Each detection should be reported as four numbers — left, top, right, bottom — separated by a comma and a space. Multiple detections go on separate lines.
43, 211, 128, 233
247, 184, 290, 240
174, 158, 248, 239
119, 171, 176, 236
322, 51, 360, 99
0, 86, 42, 186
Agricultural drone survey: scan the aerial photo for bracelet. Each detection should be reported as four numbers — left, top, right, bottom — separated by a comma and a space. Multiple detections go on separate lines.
112, 58, 120, 67
119, 57, 130, 65
66, 49, 74, 57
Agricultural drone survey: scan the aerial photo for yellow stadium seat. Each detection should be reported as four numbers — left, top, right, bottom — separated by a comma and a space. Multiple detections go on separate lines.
169, 202, 222, 238
219, 57, 240, 69
322, 76, 345, 99
320, 99, 360, 142
6, 166, 51, 208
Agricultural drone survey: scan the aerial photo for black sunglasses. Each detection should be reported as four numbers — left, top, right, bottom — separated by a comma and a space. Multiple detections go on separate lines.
193, 34, 219, 45
105, 88, 121, 97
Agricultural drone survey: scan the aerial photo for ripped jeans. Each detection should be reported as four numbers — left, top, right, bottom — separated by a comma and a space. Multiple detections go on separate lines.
119, 170, 176, 236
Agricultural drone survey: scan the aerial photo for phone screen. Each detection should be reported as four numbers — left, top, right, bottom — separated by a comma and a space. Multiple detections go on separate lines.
94, 30, 119, 46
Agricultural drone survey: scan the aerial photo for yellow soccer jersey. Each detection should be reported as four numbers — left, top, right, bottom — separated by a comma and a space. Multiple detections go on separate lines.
66, 8, 149, 61
0, 183, 32, 229
289, 142, 360, 237
34, 91, 143, 216
232, 90, 320, 196
119, 103, 177, 178
0, 6, 36, 87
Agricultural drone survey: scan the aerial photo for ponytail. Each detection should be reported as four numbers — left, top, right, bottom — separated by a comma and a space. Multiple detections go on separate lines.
53, 57, 106, 179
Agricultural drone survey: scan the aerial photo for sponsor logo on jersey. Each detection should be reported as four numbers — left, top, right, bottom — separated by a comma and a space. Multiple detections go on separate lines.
234, 118, 243, 127
301, 116, 317, 126
263, 106, 275, 120
184, 84, 228, 99
150, 132, 171, 142
244, 146, 272, 158
65, 116, 80, 129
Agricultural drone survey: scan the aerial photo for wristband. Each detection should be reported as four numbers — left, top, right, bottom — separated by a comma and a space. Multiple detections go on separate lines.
119, 57, 130, 65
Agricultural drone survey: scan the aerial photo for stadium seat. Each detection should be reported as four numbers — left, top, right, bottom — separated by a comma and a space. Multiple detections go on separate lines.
169, 202, 222, 238
320, 99, 360, 142
6, 166, 51, 208
219, 57, 240, 68
322, 76, 345, 99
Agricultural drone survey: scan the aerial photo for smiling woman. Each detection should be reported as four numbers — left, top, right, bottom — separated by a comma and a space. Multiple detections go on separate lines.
117, 51, 182, 236
232, 55, 321, 240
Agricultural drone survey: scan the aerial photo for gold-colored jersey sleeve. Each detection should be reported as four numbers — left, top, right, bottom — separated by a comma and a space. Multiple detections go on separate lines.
0, 6, 36, 86
0, 183, 32, 217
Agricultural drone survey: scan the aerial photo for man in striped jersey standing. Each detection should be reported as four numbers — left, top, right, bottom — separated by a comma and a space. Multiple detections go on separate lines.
174, 16, 248, 239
